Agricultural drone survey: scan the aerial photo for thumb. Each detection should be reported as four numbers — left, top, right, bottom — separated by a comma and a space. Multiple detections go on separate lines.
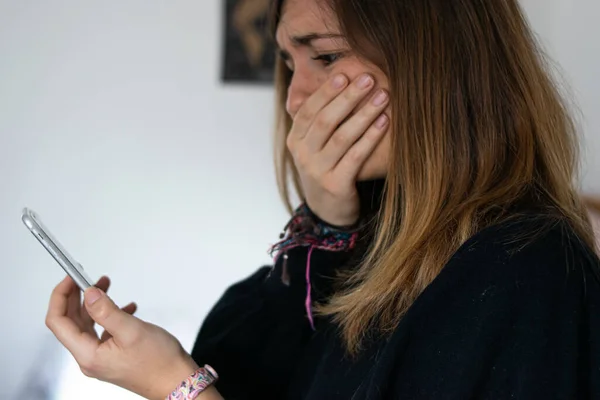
84, 287, 138, 341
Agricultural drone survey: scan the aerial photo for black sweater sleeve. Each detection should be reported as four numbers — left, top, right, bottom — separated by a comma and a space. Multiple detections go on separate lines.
190, 246, 352, 400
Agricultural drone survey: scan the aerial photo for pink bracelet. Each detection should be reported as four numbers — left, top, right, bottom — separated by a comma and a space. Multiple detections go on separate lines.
165, 365, 219, 400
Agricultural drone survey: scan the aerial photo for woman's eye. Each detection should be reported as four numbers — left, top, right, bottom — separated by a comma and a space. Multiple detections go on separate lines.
312, 53, 343, 66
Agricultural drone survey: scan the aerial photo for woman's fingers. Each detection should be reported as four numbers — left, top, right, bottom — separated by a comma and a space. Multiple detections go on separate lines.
319, 88, 389, 169
80, 276, 111, 327
304, 74, 375, 153
95, 276, 111, 292
286, 70, 388, 226
121, 302, 138, 315
334, 113, 389, 180
288, 74, 349, 142
100, 302, 138, 343
66, 279, 82, 321
84, 287, 141, 346
46, 277, 97, 356
46, 276, 77, 322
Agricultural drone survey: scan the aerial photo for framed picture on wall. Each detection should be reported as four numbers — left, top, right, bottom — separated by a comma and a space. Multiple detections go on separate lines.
222, 0, 276, 84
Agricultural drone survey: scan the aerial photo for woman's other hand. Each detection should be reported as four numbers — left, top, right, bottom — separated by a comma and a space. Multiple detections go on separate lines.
45, 276, 203, 400
286, 73, 389, 226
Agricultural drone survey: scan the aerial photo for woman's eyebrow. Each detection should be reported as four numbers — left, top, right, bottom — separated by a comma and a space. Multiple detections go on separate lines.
290, 32, 345, 46
275, 32, 345, 58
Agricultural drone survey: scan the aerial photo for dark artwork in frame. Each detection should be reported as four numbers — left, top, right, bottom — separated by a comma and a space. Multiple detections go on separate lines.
221, 0, 276, 84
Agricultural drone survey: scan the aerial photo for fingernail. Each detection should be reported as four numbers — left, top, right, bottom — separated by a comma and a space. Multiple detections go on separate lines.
375, 114, 389, 129
357, 74, 374, 89
85, 287, 103, 305
372, 90, 388, 106
332, 74, 347, 89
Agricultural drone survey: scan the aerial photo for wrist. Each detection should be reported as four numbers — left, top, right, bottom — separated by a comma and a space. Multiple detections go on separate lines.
155, 355, 199, 400
303, 202, 360, 231
160, 358, 220, 400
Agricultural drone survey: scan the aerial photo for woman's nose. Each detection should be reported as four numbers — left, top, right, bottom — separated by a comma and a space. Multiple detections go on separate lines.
285, 69, 320, 119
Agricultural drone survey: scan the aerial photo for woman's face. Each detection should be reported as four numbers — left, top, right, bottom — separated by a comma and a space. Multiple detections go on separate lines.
275, 0, 390, 180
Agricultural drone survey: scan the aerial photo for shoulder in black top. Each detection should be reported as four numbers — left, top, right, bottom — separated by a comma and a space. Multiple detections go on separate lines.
191, 214, 600, 400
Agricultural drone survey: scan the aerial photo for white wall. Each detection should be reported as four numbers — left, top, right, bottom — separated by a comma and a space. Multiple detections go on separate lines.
552, 0, 600, 192
521, 0, 600, 193
0, 0, 598, 398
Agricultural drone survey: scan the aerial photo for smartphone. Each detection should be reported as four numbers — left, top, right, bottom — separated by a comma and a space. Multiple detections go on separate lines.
22, 208, 93, 291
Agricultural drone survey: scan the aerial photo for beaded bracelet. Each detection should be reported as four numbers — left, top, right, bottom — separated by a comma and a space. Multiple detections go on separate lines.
165, 365, 218, 400
268, 203, 360, 330
269, 203, 359, 256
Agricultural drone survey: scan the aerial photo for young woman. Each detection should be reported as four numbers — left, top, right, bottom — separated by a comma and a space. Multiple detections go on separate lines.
45, 0, 600, 399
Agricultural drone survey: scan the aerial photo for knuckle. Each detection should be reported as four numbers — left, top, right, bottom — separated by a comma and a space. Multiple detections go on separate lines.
80, 365, 93, 377
354, 111, 373, 126
346, 149, 364, 164
78, 356, 97, 377
362, 128, 380, 142
44, 316, 53, 330
313, 115, 333, 133
286, 134, 295, 152
342, 86, 361, 102
330, 131, 351, 148
93, 304, 113, 322
296, 107, 314, 124
51, 281, 63, 292
326, 84, 342, 98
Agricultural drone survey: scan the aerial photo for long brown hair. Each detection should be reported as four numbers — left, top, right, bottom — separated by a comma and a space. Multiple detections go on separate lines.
270, 0, 596, 354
